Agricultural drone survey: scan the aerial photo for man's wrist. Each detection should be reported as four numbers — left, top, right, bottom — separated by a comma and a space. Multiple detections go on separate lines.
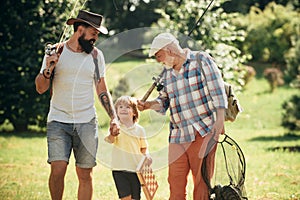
144, 101, 151, 109
146, 100, 160, 110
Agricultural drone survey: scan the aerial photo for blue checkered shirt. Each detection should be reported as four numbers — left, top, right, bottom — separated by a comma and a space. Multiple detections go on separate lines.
156, 50, 227, 143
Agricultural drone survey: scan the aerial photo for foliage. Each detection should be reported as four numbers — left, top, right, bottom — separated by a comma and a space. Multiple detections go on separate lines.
263, 68, 284, 92
88, 0, 164, 33
152, 0, 250, 90
0, 0, 84, 131
281, 38, 300, 132
243, 65, 256, 85
282, 95, 300, 131
237, 2, 300, 64
111, 77, 130, 102
284, 38, 300, 86
87, 0, 169, 53
222, 0, 300, 13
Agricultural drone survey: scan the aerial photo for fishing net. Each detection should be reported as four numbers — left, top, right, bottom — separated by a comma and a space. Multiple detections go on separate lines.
202, 134, 248, 200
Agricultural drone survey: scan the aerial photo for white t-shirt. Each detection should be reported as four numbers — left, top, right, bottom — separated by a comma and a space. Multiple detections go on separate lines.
40, 43, 105, 123
111, 123, 148, 172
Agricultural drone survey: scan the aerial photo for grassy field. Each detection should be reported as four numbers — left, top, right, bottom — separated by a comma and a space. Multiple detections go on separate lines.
0, 59, 299, 200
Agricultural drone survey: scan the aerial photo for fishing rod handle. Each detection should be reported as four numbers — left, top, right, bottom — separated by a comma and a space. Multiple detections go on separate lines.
141, 83, 156, 102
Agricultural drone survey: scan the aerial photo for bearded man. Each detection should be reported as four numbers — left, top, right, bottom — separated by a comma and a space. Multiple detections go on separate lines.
35, 10, 119, 200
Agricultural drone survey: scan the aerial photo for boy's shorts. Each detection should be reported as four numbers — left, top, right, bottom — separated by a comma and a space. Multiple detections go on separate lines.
112, 170, 141, 199
47, 118, 98, 168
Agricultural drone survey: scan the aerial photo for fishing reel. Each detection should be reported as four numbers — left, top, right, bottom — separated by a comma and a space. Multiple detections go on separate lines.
43, 43, 57, 79
152, 76, 164, 91
141, 70, 165, 102
45, 43, 57, 56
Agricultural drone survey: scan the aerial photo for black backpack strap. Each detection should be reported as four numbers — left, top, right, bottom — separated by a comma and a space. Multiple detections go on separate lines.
91, 48, 101, 83
56, 43, 64, 54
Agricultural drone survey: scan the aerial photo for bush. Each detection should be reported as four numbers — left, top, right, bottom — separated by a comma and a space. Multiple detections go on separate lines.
263, 68, 284, 92
281, 23, 300, 133
237, 2, 300, 64
282, 95, 300, 131
284, 38, 300, 86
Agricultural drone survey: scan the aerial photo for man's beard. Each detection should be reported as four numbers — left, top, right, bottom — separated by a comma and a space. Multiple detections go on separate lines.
164, 56, 175, 70
78, 34, 95, 54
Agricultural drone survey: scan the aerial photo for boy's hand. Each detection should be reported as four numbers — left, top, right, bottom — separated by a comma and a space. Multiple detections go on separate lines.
145, 155, 153, 166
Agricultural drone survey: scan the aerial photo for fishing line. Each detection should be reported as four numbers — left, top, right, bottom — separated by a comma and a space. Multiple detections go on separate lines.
43, 0, 88, 87
187, 0, 215, 37
113, 0, 119, 11
57, 0, 88, 47
142, 0, 215, 101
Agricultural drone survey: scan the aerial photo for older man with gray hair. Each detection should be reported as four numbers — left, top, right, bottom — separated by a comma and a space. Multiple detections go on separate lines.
138, 32, 227, 200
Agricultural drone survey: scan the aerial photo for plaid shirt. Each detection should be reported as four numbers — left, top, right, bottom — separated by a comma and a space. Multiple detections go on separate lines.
156, 50, 227, 143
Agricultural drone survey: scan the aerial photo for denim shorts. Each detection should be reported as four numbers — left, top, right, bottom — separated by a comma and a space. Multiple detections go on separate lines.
47, 118, 98, 168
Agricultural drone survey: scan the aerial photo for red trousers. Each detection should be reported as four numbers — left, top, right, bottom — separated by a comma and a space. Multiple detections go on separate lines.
168, 133, 217, 200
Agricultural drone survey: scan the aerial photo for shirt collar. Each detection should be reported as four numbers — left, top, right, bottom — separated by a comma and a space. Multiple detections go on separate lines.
183, 49, 191, 66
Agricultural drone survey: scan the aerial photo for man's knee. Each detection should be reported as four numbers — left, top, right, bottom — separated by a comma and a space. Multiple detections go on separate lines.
76, 167, 93, 182
50, 161, 68, 178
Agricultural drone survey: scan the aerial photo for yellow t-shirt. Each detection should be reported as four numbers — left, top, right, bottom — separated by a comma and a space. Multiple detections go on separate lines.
111, 123, 148, 172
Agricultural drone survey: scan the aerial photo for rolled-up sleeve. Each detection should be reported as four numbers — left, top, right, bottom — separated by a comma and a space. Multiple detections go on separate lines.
198, 52, 228, 109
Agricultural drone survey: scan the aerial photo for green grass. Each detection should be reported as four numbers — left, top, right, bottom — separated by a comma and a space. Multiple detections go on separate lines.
1, 60, 299, 200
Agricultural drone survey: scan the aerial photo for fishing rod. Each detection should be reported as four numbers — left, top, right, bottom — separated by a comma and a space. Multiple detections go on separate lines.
140, 0, 215, 101
140, 69, 165, 102
187, 0, 215, 38
44, 0, 88, 77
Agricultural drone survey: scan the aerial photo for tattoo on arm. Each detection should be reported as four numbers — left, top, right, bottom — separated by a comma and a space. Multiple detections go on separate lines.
99, 92, 116, 119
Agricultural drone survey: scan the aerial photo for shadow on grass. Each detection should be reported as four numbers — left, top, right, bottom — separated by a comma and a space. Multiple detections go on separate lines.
250, 133, 300, 152
268, 146, 300, 152
249, 133, 300, 142
254, 84, 292, 96
0, 131, 46, 138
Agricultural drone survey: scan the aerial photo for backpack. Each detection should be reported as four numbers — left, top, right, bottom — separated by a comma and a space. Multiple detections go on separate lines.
196, 52, 242, 122
223, 82, 242, 122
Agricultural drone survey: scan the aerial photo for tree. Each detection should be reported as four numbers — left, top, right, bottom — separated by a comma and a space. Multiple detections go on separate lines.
222, 0, 299, 13
151, 0, 250, 90
87, 0, 168, 52
0, 0, 81, 132
236, 2, 300, 64
88, 0, 165, 33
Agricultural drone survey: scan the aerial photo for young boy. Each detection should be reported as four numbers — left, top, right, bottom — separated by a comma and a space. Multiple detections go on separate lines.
105, 96, 151, 200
